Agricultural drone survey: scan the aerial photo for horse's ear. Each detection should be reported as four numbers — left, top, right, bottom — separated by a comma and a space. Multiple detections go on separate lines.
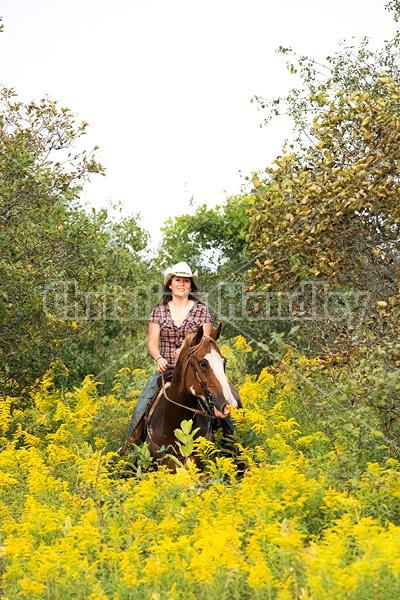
210, 322, 222, 341
192, 324, 204, 347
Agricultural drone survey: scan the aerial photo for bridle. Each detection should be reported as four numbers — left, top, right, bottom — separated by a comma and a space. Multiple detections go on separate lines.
163, 336, 219, 419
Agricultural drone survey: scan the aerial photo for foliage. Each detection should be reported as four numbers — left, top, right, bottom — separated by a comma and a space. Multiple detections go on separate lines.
58, 208, 153, 392
158, 196, 251, 273
0, 86, 99, 394
244, 5, 400, 369
248, 73, 400, 296
220, 335, 254, 387
173, 419, 201, 458
0, 86, 151, 396
1, 340, 400, 599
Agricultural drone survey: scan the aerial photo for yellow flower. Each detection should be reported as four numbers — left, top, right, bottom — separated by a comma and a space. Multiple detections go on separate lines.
247, 560, 274, 590
18, 578, 46, 597
87, 583, 109, 600
220, 344, 234, 359
0, 472, 18, 487
0, 397, 13, 437
234, 335, 252, 352
142, 554, 167, 582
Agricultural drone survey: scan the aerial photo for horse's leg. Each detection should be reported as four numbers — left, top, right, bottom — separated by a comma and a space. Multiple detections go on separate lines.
146, 391, 180, 461
216, 416, 236, 435
118, 372, 160, 455
193, 413, 213, 440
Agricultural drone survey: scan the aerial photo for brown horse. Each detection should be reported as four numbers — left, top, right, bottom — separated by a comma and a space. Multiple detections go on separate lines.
123, 323, 240, 472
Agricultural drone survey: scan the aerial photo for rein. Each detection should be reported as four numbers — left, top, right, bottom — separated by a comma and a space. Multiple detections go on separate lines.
161, 337, 218, 419
164, 386, 212, 416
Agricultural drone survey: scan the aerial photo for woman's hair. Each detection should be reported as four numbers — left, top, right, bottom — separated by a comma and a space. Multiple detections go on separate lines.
160, 276, 203, 305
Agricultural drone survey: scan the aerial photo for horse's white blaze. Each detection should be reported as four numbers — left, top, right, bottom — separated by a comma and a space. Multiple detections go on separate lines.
190, 386, 205, 400
205, 349, 238, 407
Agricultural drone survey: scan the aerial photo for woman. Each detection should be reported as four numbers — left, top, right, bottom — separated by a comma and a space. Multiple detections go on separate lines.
123, 261, 213, 445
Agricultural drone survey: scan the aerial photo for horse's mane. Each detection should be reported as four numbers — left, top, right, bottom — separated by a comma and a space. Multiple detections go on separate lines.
182, 328, 213, 351
182, 330, 197, 348
178, 331, 198, 358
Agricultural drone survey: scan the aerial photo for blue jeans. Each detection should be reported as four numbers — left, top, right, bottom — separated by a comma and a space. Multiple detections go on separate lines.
125, 369, 175, 441
125, 371, 160, 441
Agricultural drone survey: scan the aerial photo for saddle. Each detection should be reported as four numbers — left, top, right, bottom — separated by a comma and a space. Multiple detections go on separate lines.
128, 372, 173, 445
156, 369, 174, 388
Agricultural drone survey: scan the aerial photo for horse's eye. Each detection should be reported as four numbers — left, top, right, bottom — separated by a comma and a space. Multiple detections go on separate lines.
198, 359, 209, 369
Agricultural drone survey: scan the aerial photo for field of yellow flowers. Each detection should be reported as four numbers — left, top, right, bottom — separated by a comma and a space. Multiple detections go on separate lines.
1, 337, 400, 599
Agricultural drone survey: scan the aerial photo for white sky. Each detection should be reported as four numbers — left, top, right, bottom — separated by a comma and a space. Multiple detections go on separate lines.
1, 1, 396, 246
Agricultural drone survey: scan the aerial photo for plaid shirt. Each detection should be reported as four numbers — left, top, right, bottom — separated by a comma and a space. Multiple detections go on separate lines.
149, 301, 212, 366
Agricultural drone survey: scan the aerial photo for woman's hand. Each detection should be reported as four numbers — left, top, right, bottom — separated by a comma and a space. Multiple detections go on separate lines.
156, 357, 168, 373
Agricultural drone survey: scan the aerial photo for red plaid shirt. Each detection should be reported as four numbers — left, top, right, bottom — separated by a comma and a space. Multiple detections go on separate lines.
149, 301, 212, 366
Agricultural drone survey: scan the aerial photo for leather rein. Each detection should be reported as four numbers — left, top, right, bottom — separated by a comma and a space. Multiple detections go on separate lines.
162, 337, 218, 419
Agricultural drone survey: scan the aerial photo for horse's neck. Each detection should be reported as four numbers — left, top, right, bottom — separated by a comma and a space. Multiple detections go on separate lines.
169, 364, 187, 399
169, 351, 192, 402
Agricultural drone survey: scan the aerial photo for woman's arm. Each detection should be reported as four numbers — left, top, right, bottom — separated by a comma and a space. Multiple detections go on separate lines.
202, 321, 212, 336
201, 304, 213, 337
148, 321, 168, 372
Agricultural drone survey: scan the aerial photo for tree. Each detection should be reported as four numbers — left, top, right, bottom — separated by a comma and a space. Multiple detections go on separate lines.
246, 4, 400, 349
158, 196, 251, 272
0, 86, 151, 395
59, 208, 155, 391
244, 2, 400, 443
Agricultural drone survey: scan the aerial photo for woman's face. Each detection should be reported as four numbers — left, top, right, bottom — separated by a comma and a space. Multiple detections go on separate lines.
169, 276, 192, 297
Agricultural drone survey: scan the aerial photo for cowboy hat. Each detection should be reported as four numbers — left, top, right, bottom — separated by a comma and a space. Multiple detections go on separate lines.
164, 261, 198, 284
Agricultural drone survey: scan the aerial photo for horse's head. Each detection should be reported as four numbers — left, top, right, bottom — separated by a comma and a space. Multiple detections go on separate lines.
182, 323, 238, 418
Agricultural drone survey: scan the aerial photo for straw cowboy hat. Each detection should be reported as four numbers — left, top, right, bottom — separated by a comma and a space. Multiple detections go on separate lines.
164, 261, 198, 285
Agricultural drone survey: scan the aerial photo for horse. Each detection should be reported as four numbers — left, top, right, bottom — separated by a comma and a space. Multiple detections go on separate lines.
120, 323, 240, 472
